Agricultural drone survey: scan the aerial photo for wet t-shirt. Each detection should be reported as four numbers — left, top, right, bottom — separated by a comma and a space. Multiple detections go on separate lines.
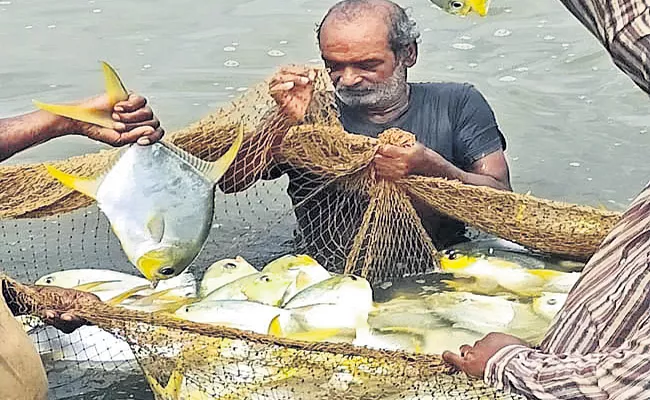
269, 82, 506, 270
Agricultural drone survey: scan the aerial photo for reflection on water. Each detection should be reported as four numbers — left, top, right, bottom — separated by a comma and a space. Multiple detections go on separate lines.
1, 0, 649, 398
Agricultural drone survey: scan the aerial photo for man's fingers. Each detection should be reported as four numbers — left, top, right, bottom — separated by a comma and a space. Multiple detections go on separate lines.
442, 351, 464, 369
114, 94, 147, 113
117, 125, 157, 145
113, 118, 161, 133
377, 144, 405, 158
113, 106, 154, 123
459, 344, 473, 357
137, 127, 165, 146
270, 81, 295, 93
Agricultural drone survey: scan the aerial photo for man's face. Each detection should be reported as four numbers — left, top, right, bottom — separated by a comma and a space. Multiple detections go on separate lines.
319, 14, 408, 109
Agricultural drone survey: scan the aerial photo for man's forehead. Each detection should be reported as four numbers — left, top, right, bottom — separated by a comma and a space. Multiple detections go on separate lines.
319, 14, 390, 50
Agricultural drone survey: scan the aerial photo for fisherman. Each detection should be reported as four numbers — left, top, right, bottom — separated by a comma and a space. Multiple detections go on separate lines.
0, 92, 163, 400
221, 0, 512, 270
442, 0, 650, 398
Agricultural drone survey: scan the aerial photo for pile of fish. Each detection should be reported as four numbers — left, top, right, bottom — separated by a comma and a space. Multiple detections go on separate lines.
22, 244, 581, 365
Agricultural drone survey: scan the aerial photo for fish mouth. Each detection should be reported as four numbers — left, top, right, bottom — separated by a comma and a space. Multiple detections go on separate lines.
136, 249, 177, 282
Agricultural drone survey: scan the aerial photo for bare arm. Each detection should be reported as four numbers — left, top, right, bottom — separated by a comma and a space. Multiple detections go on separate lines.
0, 94, 163, 162
0, 111, 71, 162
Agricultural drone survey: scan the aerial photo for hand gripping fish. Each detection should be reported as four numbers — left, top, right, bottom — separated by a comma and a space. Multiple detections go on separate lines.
36, 62, 243, 286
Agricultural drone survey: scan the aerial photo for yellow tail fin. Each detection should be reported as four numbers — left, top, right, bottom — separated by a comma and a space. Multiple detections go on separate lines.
72, 280, 120, 292
44, 164, 102, 200
33, 61, 129, 129
105, 284, 150, 306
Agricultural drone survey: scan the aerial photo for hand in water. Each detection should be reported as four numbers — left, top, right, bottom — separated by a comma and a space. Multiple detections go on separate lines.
269, 65, 317, 123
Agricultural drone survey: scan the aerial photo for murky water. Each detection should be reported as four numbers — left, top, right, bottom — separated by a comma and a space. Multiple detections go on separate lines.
1, 0, 649, 398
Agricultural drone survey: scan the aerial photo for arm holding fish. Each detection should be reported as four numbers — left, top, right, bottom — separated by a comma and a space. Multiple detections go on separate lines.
2, 276, 100, 334
0, 93, 163, 162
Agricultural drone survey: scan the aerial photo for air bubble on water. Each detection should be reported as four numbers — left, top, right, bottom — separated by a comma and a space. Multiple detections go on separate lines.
578, 95, 586, 100
49, 84, 57, 88
499, 76, 516, 82
423, 28, 432, 32
640, 129, 647, 134
514, 66, 528, 72
24, 25, 33, 29
267, 49, 285, 57
569, 162, 580, 167
231, 42, 239, 46
48, 24, 56, 29
223, 46, 236, 52
192, 103, 201, 106
212, 82, 220, 86
587, 177, 593, 181
614, 142, 621, 146
236, 87, 247, 92
92, 8, 102, 13
459, 35, 472, 40
592, 66, 599, 71
224, 60, 240, 67
141, 64, 152, 70
551, 55, 558, 59
468, 62, 478, 68
279, 40, 288, 45
225, 86, 235, 91
504, 8, 512, 13
452, 43, 475, 50
562, 43, 570, 48
543, 35, 555, 40
446, 65, 454, 70
568, 53, 575, 57
493, 29, 511, 37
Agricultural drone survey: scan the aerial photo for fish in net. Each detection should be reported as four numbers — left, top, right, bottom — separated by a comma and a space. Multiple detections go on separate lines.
0, 67, 620, 399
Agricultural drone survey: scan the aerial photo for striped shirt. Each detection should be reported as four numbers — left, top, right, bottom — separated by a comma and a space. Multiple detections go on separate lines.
485, 0, 650, 397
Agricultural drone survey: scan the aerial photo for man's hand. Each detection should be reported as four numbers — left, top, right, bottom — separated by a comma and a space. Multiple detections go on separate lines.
269, 66, 317, 123
35, 286, 101, 334
442, 332, 529, 378
373, 143, 428, 180
66, 93, 164, 147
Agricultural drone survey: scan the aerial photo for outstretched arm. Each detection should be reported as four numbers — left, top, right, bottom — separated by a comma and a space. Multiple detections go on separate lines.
1, 94, 163, 162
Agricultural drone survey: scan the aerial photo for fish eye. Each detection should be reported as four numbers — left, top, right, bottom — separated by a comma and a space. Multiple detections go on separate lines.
260, 275, 271, 283
45, 277, 53, 284
548, 299, 557, 305
349, 275, 358, 281
450, 0, 464, 9
448, 251, 461, 260
160, 267, 175, 276
224, 262, 237, 269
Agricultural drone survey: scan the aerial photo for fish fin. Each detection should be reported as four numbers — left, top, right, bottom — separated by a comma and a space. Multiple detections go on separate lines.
100, 61, 129, 104
72, 280, 121, 292
44, 164, 103, 199
467, 0, 489, 16
33, 61, 129, 129
295, 254, 318, 265
294, 270, 312, 291
105, 284, 151, 306
129, 287, 177, 306
146, 214, 165, 244
32, 102, 116, 129
528, 269, 564, 280
161, 124, 243, 183
268, 315, 283, 337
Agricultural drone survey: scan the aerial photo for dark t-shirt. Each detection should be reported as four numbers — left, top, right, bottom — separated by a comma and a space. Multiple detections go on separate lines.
268, 82, 506, 270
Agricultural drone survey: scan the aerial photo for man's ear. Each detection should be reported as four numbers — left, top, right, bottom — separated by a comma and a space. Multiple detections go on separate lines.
402, 43, 418, 67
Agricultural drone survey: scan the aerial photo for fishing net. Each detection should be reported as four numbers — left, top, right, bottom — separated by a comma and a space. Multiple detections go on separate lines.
0, 67, 620, 399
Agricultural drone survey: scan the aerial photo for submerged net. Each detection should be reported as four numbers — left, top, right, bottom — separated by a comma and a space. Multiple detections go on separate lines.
0, 67, 620, 399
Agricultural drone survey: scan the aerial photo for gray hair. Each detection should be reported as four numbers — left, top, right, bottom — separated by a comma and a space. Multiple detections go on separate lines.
317, 0, 421, 58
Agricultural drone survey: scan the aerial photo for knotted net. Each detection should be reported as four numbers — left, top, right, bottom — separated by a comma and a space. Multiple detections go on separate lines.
0, 68, 619, 399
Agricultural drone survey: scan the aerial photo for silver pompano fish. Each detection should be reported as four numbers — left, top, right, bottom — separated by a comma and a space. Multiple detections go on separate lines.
38, 62, 243, 285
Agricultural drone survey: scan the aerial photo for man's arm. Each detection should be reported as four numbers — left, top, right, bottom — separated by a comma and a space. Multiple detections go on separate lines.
1, 94, 163, 162
485, 342, 650, 399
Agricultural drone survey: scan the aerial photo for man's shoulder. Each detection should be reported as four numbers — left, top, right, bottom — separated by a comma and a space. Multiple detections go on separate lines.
410, 81, 477, 98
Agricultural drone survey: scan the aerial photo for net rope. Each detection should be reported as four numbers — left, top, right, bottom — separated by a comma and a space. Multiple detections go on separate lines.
0, 67, 619, 399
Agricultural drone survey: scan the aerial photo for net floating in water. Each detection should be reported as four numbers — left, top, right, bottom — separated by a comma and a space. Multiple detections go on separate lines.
0, 68, 619, 399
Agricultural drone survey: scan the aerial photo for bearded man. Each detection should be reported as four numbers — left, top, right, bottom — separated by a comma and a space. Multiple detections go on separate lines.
222, 0, 511, 268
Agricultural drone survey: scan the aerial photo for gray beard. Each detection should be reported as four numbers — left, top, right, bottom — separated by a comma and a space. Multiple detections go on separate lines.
335, 65, 408, 110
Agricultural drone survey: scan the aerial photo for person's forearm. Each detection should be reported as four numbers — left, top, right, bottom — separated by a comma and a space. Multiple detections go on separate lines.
415, 148, 511, 191
0, 110, 71, 162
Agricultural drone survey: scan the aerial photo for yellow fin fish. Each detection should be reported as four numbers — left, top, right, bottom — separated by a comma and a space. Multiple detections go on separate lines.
38, 62, 244, 285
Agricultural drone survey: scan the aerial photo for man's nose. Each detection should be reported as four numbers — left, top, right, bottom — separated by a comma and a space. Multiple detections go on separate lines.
338, 67, 362, 87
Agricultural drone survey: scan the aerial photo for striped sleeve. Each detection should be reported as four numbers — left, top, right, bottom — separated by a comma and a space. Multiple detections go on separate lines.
485, 330, 650, 399
558, 0, 650, 94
